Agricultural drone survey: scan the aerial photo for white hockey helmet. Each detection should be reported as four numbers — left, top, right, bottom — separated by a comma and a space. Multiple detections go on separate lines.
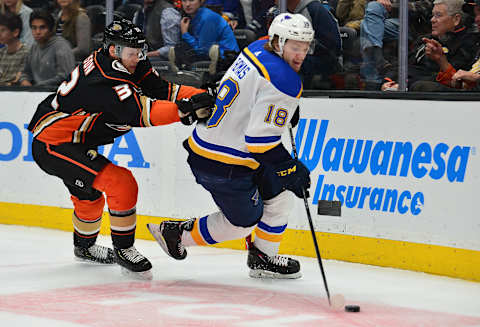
268, 13, 315, 57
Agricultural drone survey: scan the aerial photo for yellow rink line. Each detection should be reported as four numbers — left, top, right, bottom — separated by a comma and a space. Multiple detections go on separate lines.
1, 202, 479, 282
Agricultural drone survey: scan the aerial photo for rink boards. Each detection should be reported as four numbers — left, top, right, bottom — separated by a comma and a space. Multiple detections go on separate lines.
0, 91, 479, 282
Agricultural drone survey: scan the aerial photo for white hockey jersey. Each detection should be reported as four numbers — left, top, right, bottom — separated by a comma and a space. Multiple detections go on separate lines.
186, 39, 303, 171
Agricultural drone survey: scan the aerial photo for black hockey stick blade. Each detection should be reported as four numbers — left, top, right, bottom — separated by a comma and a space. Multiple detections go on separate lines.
318, 200, 342, 217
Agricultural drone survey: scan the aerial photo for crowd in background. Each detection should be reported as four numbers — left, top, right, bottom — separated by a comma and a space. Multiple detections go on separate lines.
1, 0, 480, 91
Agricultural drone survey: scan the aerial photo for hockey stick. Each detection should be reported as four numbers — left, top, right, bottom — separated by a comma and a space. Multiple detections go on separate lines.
288, 124, 332, 306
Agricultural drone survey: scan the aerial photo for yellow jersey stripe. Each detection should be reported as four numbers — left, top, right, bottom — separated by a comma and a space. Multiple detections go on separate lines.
296, 83, 303, 99
246, 143, 280, 153
188, 137, 260, 170
243, 48, 270, 81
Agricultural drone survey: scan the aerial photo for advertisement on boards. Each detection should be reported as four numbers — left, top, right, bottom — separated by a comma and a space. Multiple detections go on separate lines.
1, 92, 479, 250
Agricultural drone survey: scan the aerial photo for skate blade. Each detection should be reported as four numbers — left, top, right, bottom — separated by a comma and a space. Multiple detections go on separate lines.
120, 266, 153, 280
74, 257, 115, 265
147, 223, 178, 260
249, 269, 302, 279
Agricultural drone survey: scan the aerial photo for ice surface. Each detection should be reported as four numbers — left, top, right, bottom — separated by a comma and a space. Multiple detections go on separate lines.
0, 225, 479, 327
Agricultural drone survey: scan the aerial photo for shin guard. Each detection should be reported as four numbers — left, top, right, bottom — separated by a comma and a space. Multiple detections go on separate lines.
92, 163, 139, 249
182, 212, 255, 247
110, 209, 137, 249
254, 191, 293, 256
71, 195, 105, 248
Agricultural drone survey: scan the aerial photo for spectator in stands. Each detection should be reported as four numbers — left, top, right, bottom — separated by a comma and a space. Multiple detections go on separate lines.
133, 0, 182, 59
401, 0, 480, 91
0, 12, 29, 85
336, 0, 366, 35
336, 0, 366, 74
280, 0, 342, 89
222, 11, 239, 30
170, 0, 239, 70
359, 0, 434, 89
381, 0, 479, 91
19, 9, 75, 87
0, 0, 33, 46
54, 0, 91, 61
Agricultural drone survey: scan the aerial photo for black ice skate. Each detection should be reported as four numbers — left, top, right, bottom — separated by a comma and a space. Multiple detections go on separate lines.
113, 246, 152, 279
247, 243, 302, 279
74, 244, 115, 264
146, 219, 194, 260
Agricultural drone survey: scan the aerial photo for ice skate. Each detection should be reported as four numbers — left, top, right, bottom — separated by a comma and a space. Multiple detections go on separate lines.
74, 244, 115, 264
147, 219, 194, 260
247, 243, 302, 279
113, 246, 152, 280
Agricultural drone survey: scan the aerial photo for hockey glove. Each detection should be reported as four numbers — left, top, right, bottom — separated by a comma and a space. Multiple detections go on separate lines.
176, 92, 215, 125
262, 159, 311, 199
132, 58, 169, 99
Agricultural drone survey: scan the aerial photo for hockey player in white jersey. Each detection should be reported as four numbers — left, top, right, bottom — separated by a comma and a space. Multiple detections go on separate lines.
148, 13, 314, 278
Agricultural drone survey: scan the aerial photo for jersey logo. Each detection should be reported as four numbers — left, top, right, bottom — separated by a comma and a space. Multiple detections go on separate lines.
251, 189, 260, 206
113, 84, 132, 101
105, 123, 132, 132
86, 149, 98, 160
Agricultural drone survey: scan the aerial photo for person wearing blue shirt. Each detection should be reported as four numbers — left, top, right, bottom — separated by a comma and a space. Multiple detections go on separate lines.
180, 0, 239, 58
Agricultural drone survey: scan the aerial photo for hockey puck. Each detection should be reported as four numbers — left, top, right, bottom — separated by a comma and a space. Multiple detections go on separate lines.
345, 305, 360, 312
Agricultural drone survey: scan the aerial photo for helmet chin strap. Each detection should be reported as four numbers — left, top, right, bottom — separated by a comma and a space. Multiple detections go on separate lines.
273, 36, 286, 57
274, 47, 283, 57
114, 44, 124, 58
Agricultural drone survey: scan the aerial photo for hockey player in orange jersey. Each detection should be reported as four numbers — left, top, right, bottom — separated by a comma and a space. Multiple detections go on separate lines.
28, 18, 215, 279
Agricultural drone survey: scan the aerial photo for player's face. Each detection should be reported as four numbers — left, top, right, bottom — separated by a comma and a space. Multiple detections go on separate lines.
282, 39, 310, 72
31, 19, 52, 45
119, 46, 144, 73
182, 0, 202, 15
